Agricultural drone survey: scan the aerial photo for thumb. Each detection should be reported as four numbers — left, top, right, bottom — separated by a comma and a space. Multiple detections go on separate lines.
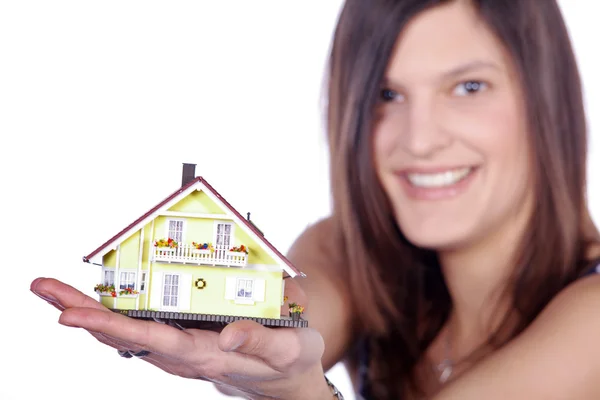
218, 320, 324, 372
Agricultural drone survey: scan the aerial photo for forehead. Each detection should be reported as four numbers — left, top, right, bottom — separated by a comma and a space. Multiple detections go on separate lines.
386, 1, 508, 79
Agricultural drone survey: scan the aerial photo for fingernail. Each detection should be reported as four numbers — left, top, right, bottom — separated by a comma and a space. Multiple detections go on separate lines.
226, 331, 247, 351
31, 290, 64, 310
59, 318, 77, 327
31, 289, 58, 303
48, 300, 66, 311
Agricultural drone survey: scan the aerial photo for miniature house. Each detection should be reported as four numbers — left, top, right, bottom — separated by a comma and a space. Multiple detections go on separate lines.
83, 164, 306, 326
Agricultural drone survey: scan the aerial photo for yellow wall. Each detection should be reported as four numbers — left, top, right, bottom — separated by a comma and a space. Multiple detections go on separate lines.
99, 296, 114, 309
149, 264, 283, 319
104, 250, 117, 267
120, 231, 140, 268
101, 189, 279, 269
115, 297, 136, 310
235, 228, 277, 265
97, 188, 286, 318
168, 190, 226, 214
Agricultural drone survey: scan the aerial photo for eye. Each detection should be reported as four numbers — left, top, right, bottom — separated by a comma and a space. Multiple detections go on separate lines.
379, 88, 405, 103
452, 80, 488, 96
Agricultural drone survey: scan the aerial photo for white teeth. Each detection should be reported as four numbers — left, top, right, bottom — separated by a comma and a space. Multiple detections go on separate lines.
407, 167, 472, 188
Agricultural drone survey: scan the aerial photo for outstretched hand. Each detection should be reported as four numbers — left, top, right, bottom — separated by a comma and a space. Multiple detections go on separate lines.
30, 277, 331, 400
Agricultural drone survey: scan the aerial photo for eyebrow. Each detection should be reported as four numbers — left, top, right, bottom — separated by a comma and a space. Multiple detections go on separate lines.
382, 60, 501, 87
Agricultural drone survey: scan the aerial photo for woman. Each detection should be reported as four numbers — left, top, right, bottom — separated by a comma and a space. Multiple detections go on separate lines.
31, 0, 600, 399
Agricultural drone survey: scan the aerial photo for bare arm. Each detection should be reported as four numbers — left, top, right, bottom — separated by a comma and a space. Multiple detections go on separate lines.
285, 216, 354, 371
433, 274, 600, 400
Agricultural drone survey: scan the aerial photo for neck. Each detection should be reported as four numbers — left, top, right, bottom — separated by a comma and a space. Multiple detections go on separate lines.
438, 214, 527, 347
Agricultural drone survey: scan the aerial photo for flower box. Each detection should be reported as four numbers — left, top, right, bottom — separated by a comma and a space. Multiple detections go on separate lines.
156, 248, 176, 254
227, 251, 248, 257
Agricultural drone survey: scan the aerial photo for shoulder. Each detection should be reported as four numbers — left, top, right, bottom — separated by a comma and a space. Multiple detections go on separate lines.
287, 216, 345, 273
434, 272, 600, 399
533, 271, 600, 342
286, 217, 355, 370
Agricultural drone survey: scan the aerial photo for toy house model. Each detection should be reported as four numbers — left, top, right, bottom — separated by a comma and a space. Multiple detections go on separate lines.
83, 164, 307, 328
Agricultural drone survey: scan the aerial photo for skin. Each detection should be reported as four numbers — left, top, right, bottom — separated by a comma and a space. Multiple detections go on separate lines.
30, 1, 600, 399
374, 1, 600, 398
374, 0, 534, 355
30, 217, 352, 400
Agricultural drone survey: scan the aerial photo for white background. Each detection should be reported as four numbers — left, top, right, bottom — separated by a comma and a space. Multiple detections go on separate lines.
1, 2, 598, 399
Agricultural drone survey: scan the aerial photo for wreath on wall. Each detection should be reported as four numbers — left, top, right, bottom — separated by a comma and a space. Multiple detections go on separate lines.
195, 278, 207, 289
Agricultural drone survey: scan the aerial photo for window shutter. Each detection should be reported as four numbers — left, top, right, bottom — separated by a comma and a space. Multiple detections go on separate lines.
225, 276, 236, 300
178, 273, 192, 311
253, 279, 265, 302
149, 272, 163, 310
281, 279, 286, 305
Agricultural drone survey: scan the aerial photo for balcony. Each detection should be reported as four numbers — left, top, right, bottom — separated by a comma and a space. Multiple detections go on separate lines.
153, 243, 248, 267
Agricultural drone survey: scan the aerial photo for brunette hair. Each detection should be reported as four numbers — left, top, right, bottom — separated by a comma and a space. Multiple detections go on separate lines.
326, 0, 600, 397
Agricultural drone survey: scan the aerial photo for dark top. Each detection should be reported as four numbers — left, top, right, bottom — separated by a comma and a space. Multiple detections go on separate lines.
356, 261, 600, 400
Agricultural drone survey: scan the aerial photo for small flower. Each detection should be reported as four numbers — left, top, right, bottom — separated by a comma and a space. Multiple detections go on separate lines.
289, 304, 305, 314
229, 245, 249, 254
154, 238, 178, 248
192, 242, 215, 252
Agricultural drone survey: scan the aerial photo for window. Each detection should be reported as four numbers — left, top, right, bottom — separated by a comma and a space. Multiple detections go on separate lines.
215, 222, 232, 247
162, 274, 179, 308
167, 220, 184, 243
236, 278, 253, 300
140, 271, 147, 292
119, 271, 136, 290
103, 270, 115, 286
225, 276, 265, 304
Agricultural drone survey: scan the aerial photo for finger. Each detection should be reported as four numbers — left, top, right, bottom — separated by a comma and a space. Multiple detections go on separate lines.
85, 329, 200, 378
31, 277, 106, 312
214, 383, 250, 398
218, 320, 324, 373
58, 306, 206, 358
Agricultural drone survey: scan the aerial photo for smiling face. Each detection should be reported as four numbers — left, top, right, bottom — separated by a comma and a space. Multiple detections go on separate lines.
374, 1, 534, 251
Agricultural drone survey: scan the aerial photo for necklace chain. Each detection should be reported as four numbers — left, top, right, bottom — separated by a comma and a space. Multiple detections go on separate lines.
435, 327, 454, 384
435, 328, 455, 385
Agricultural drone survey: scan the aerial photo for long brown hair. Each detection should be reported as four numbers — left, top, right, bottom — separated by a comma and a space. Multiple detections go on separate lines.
326, 0, 600, 398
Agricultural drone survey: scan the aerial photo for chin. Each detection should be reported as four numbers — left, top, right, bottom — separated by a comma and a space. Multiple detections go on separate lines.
400, 227, 470, 252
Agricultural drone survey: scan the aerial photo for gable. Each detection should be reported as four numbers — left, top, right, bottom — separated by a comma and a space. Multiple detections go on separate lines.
85, 177, 302, 277
167, 190, 226, 214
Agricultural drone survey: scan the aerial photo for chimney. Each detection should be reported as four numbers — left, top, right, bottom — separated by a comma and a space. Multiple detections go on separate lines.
247, 212, 251, 221
182, 163, 196, 187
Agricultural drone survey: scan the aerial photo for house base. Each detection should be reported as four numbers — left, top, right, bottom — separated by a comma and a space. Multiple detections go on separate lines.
111, 309, 308, 330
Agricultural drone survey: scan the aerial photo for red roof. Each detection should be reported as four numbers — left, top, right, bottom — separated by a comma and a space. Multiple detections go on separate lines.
83, 177, 302, 277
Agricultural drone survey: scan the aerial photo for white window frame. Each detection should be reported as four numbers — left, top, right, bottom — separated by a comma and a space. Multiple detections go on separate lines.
166, 219, 186, 243
225, 276, 265, 305
118, 270, 137, 291
161, 273, 181, 311
102, 268, 115, 286
139, 271, 148, 293
235, 278, 254, 302
213, 221, 234, 249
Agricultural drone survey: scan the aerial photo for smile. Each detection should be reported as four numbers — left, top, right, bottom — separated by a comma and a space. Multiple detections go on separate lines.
396, 166, 478, 200
406, 167, 473, 188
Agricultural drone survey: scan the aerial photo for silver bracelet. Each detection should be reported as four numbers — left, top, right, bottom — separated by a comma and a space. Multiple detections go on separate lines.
324, 375, 344, 399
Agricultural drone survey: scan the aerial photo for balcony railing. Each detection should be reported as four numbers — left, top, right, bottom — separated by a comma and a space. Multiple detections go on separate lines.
153, 244, 248, 267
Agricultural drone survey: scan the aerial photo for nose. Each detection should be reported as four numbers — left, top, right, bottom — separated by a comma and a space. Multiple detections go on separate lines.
400, 101, 452, 158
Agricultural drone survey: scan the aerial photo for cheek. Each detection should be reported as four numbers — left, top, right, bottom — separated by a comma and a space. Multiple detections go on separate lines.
373, 118, 401, 168
456, 98, 529, 164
